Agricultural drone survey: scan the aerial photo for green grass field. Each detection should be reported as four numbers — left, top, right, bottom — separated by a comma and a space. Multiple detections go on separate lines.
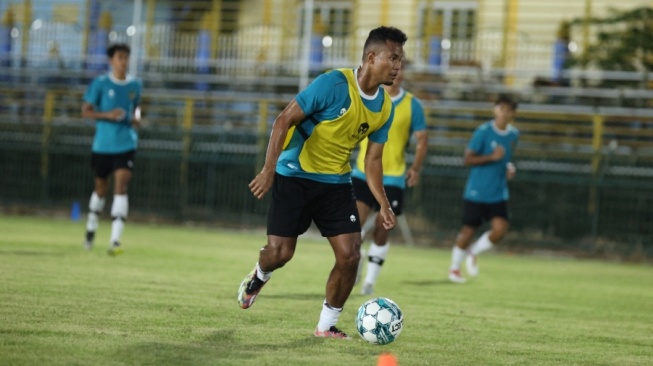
1, 215, 652, 366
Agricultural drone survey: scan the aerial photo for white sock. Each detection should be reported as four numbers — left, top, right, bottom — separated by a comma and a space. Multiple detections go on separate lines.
110, 195, 128, 244
256, 262, 272, 282
364, 242, 389, 286
86, 192, 105, 232
450, 245, 466, 271
470, 231, 494, 256
316, 300, 342, 331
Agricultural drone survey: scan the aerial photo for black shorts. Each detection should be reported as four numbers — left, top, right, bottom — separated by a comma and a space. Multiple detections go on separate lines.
462, 200, 509, 227
267, 173, 361, 237
91, 150, 135, 179
352, 177, 404, 215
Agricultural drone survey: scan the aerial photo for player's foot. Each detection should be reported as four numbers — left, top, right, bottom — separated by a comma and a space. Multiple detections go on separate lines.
448, 269, 466, 284
107, 242, 124, 257
466, 253, 479, 277
314, 326, 352, 340
355, 247, 366, 285
237, 267, 267, 309
84, 231, 95, 250
361, 282, 374, 295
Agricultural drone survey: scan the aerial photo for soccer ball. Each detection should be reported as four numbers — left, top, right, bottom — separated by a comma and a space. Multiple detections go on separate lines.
356, 297, 403, 345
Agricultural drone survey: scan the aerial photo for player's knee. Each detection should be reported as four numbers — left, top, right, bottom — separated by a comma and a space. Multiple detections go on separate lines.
337, 246, 361, 271
265, 241, 295, 266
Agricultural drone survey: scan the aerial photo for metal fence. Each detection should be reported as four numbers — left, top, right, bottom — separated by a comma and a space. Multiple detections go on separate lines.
1, 85, 652, 258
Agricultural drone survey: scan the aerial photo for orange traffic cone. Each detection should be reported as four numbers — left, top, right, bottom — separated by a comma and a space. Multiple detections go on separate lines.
377, 352, 398, 366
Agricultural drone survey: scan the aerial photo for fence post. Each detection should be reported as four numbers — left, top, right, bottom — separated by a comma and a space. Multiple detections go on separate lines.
41, 91, 55, 204
588, 112, 604, 240
255, 100, 269, 174
180, 98, 194, 216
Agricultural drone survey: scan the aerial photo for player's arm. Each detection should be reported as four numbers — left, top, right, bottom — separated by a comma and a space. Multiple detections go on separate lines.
406, 130, 428, 187
248, 99, 305, 200
364, 141, 396, 230
463, 147, 505, 167
81, 102, 125, 122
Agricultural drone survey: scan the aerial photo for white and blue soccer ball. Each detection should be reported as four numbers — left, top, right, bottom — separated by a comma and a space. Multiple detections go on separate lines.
356, 297, 403, 345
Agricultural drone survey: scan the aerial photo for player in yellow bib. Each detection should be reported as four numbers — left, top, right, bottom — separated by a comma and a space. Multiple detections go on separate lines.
352, 63, 428, 295
237, 26, 407, 340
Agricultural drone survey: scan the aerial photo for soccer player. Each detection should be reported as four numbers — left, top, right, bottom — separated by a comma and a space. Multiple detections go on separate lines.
237, 26, 407, 340
352, 62, 428, 295
81, 43, 142, 256
448, 95, 519, 283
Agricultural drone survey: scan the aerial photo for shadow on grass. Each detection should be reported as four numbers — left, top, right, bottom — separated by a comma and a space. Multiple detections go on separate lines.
0, 249, 68, 256
115, 328, 378, 365
401, 279, 452, 286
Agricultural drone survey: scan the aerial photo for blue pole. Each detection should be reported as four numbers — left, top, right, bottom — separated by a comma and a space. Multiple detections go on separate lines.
428, 36, 442, 67
552, 39, 569, 84
195, 29, 211, 91
309, 33, 323, 72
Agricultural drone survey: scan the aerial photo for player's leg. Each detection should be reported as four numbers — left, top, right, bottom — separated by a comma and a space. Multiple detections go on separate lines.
314, 232, 360, 339
361, 186, 402, 294
238, 235, 299, 310
466, 201, 510, 276
107, 151, 135, 256
85, 153, 110, 249
449, 200, 481, 283
238, 173, 309, 310
351, 177, 377, 285
313, 182, 361, 339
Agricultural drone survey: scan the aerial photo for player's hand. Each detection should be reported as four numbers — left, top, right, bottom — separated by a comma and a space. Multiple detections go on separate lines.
506, 162, 516, 180
108, 108, 126, 121
406, 167, 420, 188
249, 168, 275, 200
491, 145, 505, 161
378, 205, 396, 230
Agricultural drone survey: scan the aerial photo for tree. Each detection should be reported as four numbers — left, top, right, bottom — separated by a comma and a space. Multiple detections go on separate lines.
568, 7, 653, 88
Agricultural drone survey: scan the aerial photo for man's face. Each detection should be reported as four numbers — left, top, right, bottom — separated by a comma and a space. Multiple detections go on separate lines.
109, 50, 130, 75
370, 41, 404, 86
493, 103, 516, 125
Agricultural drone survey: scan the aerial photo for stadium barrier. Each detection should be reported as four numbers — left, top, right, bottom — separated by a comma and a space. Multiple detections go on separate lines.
1, 86, 652, 258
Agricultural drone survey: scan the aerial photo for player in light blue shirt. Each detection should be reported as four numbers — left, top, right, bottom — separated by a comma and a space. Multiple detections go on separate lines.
448, 95, 519, 283
81, 43, 142, 256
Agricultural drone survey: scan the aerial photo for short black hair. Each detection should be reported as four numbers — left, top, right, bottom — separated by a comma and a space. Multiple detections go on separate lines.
106, 43, 131, 58
362, 26, 407, 61
495, 95, 518, 110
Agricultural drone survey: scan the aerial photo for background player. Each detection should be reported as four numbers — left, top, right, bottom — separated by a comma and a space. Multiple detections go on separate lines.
448, 95, 519, 283
352, 62, 428, 295
82, 43, 142, 256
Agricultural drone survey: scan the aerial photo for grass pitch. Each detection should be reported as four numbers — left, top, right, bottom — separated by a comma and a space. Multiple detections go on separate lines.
0, 215, 651, 365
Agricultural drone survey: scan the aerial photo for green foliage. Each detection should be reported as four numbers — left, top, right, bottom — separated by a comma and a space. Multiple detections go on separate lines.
1, 215, 652, 365
569, 7, 653, 78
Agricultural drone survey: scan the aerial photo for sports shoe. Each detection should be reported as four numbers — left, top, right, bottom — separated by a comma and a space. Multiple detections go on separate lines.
84, 231, 94, 250
361, 282, 374, 295
237, 267, 267, 309
314, 326, 352, 340
466, 253, 479, 277
355, 247, 366, 285
107, 242, 124, 257
448, 269, 466, 284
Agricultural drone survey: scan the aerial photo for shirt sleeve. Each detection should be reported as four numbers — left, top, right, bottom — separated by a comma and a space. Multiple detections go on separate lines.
83, 77, 102, 107
467, 126, 485, 153
295, 71, 341, 116
409, 97, 427, 133
134, 80, 142, 106
368, 104, 395, 144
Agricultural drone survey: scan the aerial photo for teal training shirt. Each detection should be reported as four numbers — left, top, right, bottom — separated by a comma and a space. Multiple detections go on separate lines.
277, 68, 393, 184
83, 73, 142, 154
464, 121, 519, 203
